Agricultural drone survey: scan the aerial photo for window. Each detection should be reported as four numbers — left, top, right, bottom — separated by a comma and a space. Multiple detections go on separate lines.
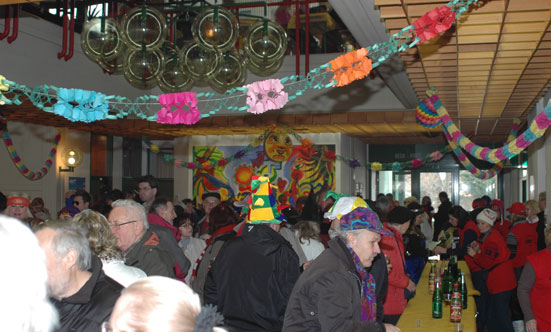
378, 171, 411, 204
458, 171, 498, 211
420, 172, 453, 211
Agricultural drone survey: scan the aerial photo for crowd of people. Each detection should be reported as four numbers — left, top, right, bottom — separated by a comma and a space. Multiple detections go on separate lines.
1, 176, 550, 332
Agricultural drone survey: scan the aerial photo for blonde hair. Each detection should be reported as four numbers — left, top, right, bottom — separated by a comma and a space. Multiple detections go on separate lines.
524, 200, 540, 215
294, 221, 322, 244
72, 210, 123, 261
545, 223, 551, 247
403, 196, 418, 207
111, 276, 226, 332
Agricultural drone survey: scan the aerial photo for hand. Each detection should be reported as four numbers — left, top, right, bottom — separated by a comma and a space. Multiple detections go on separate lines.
433, 246, 447, 255
437, 230, 446, 241
525, 319, 537, 332
470, 242, 479, 251
384, 323, 401, 332
302, 260, 313, 270
467, 246, 476, 257
407, 279, 416, 292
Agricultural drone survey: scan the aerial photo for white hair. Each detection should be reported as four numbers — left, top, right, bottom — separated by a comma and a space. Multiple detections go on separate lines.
112, 276, 226, 332
0, 216, 58, 332
111, 199, 149, 229
41, 221, 92, 271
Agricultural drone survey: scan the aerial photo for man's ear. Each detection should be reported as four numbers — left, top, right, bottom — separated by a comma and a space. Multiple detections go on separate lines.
152, 188, 158, 197
346, 232, 357, 248
62, 248, 78, 269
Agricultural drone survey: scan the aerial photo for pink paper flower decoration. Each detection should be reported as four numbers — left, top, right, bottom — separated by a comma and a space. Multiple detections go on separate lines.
156, 92, 201, 125
245, 79, 288, 114
412, 158, 423, 169
174, 160, 182, 167
413, 6, 455, 43
186, 162, 196, 169
430, 151, 444, 162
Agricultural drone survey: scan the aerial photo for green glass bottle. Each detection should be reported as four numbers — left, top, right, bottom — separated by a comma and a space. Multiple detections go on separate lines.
432, 278, 443, 319
428, 262, 436, 295
460, 272, 468, 309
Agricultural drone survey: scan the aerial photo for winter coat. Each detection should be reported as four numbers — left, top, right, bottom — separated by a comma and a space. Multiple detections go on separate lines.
149, 224, 191, 282
507, 221, 538, 268
472, 229, 516, 294
204, 224, 300, 332
124, 228, 175, 278
52, 256, 122, 332
283, 238, 384, 332
380, 224, 409, 316
457, 220, 480, 272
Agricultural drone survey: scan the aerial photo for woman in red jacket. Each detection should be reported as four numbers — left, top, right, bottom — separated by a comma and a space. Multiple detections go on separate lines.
468, 208, 516, 332
380, 206, 416, 325
518, 223, 551, 332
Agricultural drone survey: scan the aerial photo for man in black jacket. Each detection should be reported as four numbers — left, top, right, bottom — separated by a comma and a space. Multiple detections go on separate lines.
283, 207, 401, 332
204, 176, 300, 331
35, 221, 122, 332
433, 191, 452, 242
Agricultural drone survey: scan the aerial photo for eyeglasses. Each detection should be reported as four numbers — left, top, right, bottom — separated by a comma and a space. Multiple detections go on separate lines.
109, 220, 139, 230
138, 186, 152, 192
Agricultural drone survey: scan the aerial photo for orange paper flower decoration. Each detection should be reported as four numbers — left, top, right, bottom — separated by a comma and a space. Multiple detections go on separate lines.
328, 48, 373, 87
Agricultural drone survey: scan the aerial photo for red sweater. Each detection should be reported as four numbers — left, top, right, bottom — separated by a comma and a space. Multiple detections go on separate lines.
380, 224, 408, 315
509, 222, 538, 268
458, 220, 481, 272
493, 219, 512, 239
526, 249, 551, 331
472, 229, 516, 294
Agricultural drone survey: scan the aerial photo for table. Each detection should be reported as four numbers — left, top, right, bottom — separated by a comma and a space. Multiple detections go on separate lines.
397, 261, 478, 332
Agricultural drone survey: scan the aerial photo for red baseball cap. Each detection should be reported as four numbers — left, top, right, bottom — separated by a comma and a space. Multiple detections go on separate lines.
506, 202, 526, 215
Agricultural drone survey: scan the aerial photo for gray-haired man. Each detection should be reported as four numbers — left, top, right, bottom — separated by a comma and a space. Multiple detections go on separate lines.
35, 221, 122, 332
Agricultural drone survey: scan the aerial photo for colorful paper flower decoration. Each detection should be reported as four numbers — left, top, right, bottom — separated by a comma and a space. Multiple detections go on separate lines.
328, 48, 373, 87
349, 159, 361, 168
371, 162, 383, 172
186, 162, 196, 169
413, 6, 456, 43
0, 75, 9, 105
324, 150, 337, 161
150, 144, 160, 154
53, 88, 109, 123
430, 151, 444, 161
416, 96, 442, 128
245, 79, 289, 114
156, 92, 201, 125
412, 158, 423, 169
392, 162, 403, 172
174, 160, 182, 167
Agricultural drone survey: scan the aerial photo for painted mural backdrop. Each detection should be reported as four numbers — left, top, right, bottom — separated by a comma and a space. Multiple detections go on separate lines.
193, 131, 335, 207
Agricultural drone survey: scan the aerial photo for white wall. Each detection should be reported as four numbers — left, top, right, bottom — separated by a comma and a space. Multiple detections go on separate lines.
0, 122, 90, 215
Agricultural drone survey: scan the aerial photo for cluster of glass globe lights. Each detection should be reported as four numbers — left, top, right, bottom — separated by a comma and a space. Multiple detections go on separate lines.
81, 5, 288, 93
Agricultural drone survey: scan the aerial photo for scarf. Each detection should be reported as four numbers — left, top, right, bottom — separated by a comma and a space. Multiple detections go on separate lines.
191, 224, 236, 280
346, 242, 377, 322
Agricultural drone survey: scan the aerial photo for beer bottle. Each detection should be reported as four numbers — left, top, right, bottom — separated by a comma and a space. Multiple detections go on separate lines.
450, 283, 462, 322
460, 272, 468, 309
428, 262, 436, 294
443, 265, 452, 305
432, 278, 443, 319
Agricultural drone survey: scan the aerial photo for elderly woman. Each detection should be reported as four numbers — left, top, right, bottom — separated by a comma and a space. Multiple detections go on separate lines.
518, 223, 551, 332
5, 193, 32, 222
468, 208, 516, 332
73, 210, 146, 287
107, 276, 226, 332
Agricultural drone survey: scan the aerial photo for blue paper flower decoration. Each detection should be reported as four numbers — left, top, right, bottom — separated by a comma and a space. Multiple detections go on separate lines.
392, 162, 403, 172
349, 159, 361, 168
53, 88, 109, 123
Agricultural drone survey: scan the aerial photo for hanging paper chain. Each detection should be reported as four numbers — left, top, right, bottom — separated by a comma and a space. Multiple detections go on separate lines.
0, 0, 480, 124
143, 125, 451, 171
429, 92, 551, 163
0, 114, 61, 181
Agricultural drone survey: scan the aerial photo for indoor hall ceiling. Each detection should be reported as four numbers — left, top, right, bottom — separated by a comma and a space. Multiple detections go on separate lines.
375, 0, 551, 137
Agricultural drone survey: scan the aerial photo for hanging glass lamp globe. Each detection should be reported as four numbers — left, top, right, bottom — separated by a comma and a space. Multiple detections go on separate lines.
247, 55, 284, 77
123, 48, 165, 90
208, 50, 247, 93
179, 42, 222, 83
81, 18, 123, 62
157, 43, 193, 93
121, 6, 167, 51
192, 6, 238, 52
244, 20, 287, 66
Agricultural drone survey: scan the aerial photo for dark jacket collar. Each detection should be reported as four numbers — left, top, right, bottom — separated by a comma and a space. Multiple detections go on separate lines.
60, 255, 103, 304
327, 237, 357, 274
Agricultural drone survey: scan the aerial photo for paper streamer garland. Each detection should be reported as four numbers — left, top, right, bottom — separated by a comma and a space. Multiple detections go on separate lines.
0, 115, 61, 181
430, 93, 551, 163
143, 125, 451, 172
0, 0, 481, 124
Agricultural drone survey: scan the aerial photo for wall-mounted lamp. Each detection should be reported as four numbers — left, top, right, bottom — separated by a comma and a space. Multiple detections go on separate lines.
59, 147, 82, 173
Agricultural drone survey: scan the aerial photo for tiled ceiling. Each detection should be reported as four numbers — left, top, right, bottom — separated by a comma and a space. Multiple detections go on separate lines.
376, 0, 551, 135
